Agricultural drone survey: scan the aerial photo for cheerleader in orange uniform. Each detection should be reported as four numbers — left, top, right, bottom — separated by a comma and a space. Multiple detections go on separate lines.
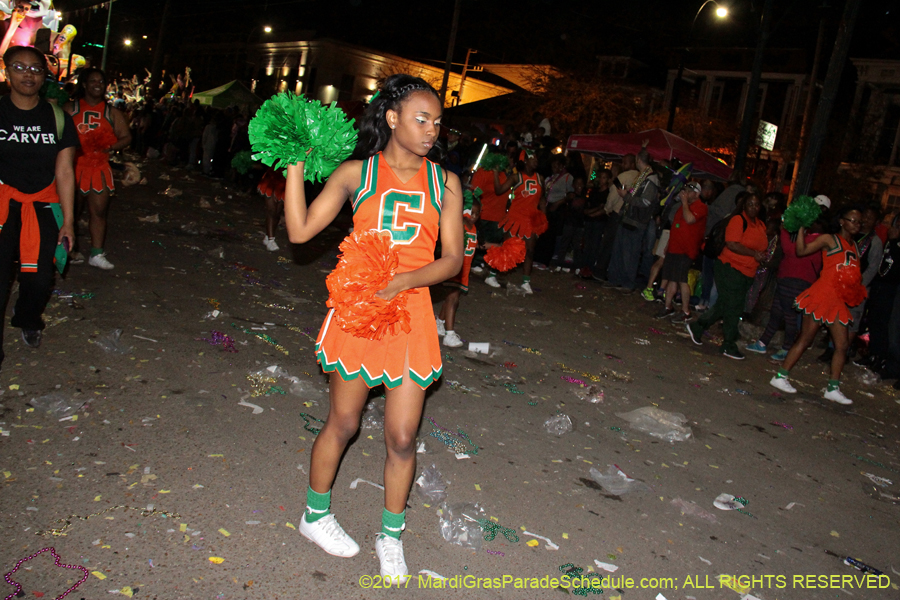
257, 168, 286, 251
64, 68, 131, 270
436, 197, 480, 348
770, 205, 864, 405
497, 149, 546, 294
283, 75, 463, 579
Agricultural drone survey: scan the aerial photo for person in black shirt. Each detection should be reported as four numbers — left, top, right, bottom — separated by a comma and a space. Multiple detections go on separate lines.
0, 45, 78, 367
859, 214, 900, 379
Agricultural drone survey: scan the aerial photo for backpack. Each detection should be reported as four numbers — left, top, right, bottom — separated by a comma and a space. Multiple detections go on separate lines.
703, 214, 746, 259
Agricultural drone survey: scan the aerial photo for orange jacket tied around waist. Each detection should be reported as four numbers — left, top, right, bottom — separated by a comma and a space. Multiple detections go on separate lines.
0, 182, 59, 272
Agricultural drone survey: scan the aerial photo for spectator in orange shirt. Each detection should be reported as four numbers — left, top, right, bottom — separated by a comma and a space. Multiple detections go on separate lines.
687, 192, 767, 359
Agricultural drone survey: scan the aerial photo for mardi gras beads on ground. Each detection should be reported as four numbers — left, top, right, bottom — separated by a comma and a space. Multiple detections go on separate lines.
231, 323, 289, 355
300, 412, 325, 434
4, 547, 88, 600
557, 362, 632, 384
246, 371, 285, 397
201, 331, 237, 352
504, 340, 541, 355
476, 519, 519, 543
37, 505, 181, 537
428, 417, 478, 455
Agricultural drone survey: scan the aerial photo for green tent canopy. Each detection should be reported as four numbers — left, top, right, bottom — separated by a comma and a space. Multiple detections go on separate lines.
193, 81, 263, 109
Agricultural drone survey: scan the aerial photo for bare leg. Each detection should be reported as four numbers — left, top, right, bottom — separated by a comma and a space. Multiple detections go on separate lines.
382, 354, 426, 514
828, 321, 850, 381
441, 289, 461, 330
523, 236, 536, 277
87, 190, 110, 250
647, 255, 664, 289
664, 280, 677, 310
308, 373, 370, 493
679, 281, 691, 314
265, 197, 283, 238
782, 314, 820, 372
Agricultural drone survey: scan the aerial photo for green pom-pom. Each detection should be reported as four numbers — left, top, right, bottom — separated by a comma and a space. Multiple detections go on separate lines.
249, 92, 357, 183
782, 195, 821, 233
40, 81, 69, 104
231, 150, 255, 175
479, 152, 509, 172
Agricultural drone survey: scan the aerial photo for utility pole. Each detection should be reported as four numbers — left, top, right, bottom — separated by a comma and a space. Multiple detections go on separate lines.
788, 9, 828, 202
455, 48, 477, 106
100, 0, 113, 70
149, 0, 173, 97
733, 0, 775, 179
793, 0, 861, 196
438, 0, 462, 106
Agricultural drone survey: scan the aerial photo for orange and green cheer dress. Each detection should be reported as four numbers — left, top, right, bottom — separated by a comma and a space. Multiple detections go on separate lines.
71, 99, 117, 194
795, 234, 861, 326
315, 152, 445, 389
499, 171, 547, 239
445, 220, 478, 293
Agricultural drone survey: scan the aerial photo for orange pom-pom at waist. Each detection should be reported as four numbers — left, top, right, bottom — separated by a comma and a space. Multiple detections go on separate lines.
325, 229, 417, 340
834, 264, 867, 307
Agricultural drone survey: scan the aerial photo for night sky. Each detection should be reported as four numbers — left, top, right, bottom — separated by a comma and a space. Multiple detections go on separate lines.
59, 0, 899, 81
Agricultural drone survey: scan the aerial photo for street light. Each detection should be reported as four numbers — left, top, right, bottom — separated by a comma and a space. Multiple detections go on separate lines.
665, 0, 729, 132
124, 39, 132, 46
263, 25, 272, 33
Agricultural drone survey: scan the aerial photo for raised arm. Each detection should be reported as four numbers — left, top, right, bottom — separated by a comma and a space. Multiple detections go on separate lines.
494, 170, 518, 195
795, 227, 835, 257
375, 171, 465, 300
284, 160, 360, 244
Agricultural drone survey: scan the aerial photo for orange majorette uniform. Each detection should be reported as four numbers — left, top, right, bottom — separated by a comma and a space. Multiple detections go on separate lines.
499, 171, 547, 239
258, 168, 286, 201
316, 152, 445, 389
444, 220, 478, 293
70, 99, 116, 194
795, 234, 861, 326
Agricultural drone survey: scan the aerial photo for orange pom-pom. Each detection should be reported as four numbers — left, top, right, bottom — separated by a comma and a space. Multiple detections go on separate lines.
78, 126, 118, 155
834, 264, 867, 307
485, 237, 526, 272
325, 229, 417, 340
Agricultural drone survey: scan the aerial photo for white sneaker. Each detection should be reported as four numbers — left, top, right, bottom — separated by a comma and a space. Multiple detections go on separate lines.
769, 375, 797, 394
298, 513, 359, 558
824, 387, 853, 405
484, 275, 500, 288
88, 253, 114, 270
263, 236, 279, 252
435, 318, 446, 336
521, 282, 533, 295
470, 265, 484, 275
443, 330, 463, 348
375, 533, 409, 579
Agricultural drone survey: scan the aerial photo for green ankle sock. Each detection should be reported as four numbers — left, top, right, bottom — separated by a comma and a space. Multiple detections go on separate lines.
523, 276, 531, 283
90, 247, 104, 257
776, 368, 789, 379
381, 508, 405, 539
488, 271, 498, 278
827, 379, 840, 392
304, 487, 331, 523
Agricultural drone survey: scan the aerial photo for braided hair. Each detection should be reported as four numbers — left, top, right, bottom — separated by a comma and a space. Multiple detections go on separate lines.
351, 74, 445, 161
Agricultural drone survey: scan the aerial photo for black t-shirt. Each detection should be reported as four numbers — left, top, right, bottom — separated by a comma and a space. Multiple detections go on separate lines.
877, 239, 900, 286
584, 186, 607, 223
0, 96, 79, 194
